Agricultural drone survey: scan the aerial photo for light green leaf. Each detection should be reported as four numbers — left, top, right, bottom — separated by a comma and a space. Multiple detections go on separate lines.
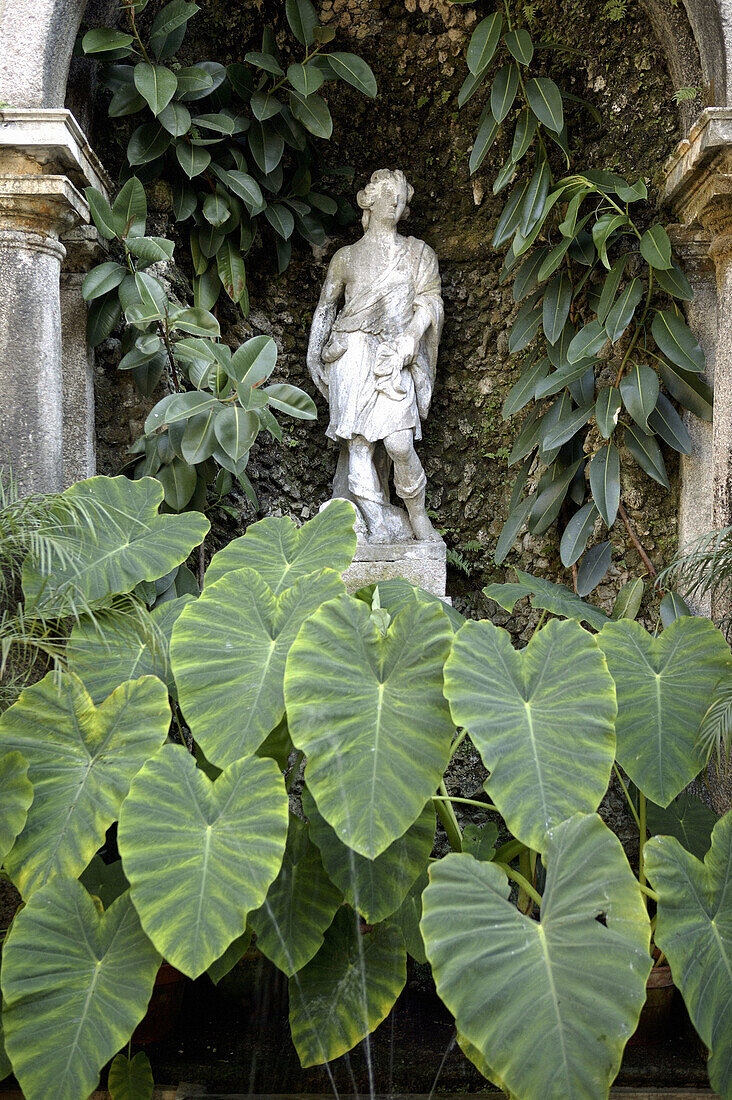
85, 187, 117, 239
169, 305, 220, 337
285, 595, 454, 858
444, 618, 616, 849
652, 310, 705, 373
66, 595, 193, 703
172, 568, 345, 767
611, 577, 644, 621
288, 907, 406, 1068
21, 475, 208, 615
0, 751, 33, 863
125, 235, 175, 263
117, 744, 288, 978
133, 62, 177, 115
0, 673, 169, 897
214, 405, 258, 461
598, 617, 732, 805
303, 787, 435, 924
421, 814, 651, 1100
486, 568, 609, 629
228, 334, 277, 386
1, 880, 160, 1100
82, 28, 134, 54
249, 814, 343, 976
645, 812, 732, 1097
108, 1050, 154, 1100
204, 499, 356, 590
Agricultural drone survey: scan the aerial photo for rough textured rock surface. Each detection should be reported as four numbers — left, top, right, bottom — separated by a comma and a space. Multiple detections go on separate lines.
90, 0, 692, 635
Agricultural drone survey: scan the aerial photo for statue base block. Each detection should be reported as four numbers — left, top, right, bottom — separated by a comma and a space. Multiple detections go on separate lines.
342, 539, 447, 598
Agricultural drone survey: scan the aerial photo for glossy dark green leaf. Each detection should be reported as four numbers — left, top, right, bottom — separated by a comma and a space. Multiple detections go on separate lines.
538, 391, 572, 464
493, 178, 531, 247
109, 82, 146, 117
659, 361, 713, 422
576, 540, 612, 597
654, 261, 694, 301
652, 310, 705, 373
534, 361, 593, 400
595, 385, 621, 439
157, 458, 197, 509
525, 77, 564, 133
245, 50, 283, 75
469, 112, 500, 175
491, 64, 519, 123
529, 461, 581, 535
597, 256, 627, 324
289, 91, 332, 138
87, 294, 122, 347
494, 496, 534, 564
457, 66, 491, 108
513, 247, 549, 301
467, 12, 503, 74
647, 392, 693, 455
624, 422, 670, 489
492, 156, 517, 195
508, 294, 542, 354
82, 28, 134, 54
542, 404, 593, 451
511, 108, 537, 163
542, 271, 572, 345
567, 320, 607, 364
560, 502, 598, 568
175, 64, 215, 98
248, 121, 284, 174
660, 590, 692, 627
505, 28, 533, 65
508, 405, 542, 465
285, 0, 319, 45
81, 262, 127, 302
327, 52, 377, 97
589, 443, 620, 527
502, 356, 549, 418
175, 141, 210, 177
620, 363, 659, 430
646, 791, 715, 859
520, 161, 550, 236
133, 63, 177, 115
611, 577, 644, 621
216, 240, 246, 304
605, 278, 643, 343
640, 224, 672, 270
214, 406, 258, 461
264, 203, 295, 239
127, 122, 170, 166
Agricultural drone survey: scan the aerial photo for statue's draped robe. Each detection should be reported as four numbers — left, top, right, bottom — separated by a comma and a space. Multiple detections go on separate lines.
322, 235, 443, 507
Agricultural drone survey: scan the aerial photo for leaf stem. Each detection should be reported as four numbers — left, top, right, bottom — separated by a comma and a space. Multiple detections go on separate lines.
613, 762, 641, 829
494, 861, 543, 908
638, 881, 658, 903
432, 794, 499, 812
618, 502, 657, 578
435, 781, 463, 852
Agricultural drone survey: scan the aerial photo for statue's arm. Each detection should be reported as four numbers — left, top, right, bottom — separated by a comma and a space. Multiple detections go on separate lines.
307, 251, 346, 397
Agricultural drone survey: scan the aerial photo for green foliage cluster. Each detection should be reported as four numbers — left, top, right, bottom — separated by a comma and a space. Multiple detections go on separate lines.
80, 0, 377, 514
457, 2, 712, 590
0, 475, 730, 1100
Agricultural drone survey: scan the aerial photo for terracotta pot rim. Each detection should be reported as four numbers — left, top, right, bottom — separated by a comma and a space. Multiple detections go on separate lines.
647, 962, 674, 989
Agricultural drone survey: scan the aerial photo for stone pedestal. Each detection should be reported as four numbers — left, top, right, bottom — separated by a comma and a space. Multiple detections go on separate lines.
0, 110, 109, 493
342, 538, 447, 597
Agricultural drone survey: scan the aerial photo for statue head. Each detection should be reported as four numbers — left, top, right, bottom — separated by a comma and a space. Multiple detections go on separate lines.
357, 168, 414, 230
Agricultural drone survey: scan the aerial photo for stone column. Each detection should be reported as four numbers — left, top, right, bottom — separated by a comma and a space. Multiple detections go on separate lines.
61, 226, 105, 486
0, 110, 110, 493
0, 172, 87, 492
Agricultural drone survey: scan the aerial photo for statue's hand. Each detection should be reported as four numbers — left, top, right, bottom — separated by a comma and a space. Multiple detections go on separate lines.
307, 355, 329, 395
395, 333, 418, 366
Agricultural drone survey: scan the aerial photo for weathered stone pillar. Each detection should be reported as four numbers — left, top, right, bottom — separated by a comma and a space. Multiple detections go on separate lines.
0, 110, 109, 493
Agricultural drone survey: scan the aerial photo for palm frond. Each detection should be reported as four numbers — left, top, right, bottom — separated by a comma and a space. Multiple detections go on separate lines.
657, 525, 732, 629
697, 675, 732, 775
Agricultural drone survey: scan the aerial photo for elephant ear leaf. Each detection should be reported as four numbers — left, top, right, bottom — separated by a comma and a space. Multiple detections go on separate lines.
204, 498, 357, 590
645, 812, 732, 1097
598, 617, 732, 806
1, 879, 160, 1100
22, 475, 209, 616
284, 594, 454, 859
0, 751, 33, 864
288, 906, 407, 1068
421, 814, 651, 1100
444, 618, 617, 849
0, 672, 170, 898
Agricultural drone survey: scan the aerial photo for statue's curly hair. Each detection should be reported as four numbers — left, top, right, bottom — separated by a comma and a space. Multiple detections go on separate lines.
357, 168, 413, 230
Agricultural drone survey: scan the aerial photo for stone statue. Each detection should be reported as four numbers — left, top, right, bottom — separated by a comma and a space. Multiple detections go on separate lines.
306, 168, 444, 543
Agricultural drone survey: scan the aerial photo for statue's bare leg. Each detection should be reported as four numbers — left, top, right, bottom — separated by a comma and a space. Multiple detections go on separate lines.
348, 436, 390, 542
383, 429, 440, 542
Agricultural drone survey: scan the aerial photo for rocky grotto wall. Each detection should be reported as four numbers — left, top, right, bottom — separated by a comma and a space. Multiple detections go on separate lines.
88, 0, 699, 629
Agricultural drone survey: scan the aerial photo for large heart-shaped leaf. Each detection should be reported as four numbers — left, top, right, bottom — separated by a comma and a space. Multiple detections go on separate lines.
249, 814, 343, 976
67, 595, 193, 703
646, 812, 732, 1097
647, 791, 716, 860
1, 879, 160, 1100
421, 814, 651, 1100
598, 617, 732, 806
0, 752, 33, 863
171, 568, 345, 767
22, 476, 209, 616
0, 673, 170, 897
117, 744, 288, 978
288, 906, 407, 1068
484, 569, 610, 630
285, 595, 454, 859
107, 1050, 154, 1100
444, 618, 617, 849
204, 499, 356, 590
303, 787, 435, 924
0, 1009, 10, 1082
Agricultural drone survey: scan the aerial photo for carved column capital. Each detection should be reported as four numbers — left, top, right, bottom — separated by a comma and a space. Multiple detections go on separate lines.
0, 174, 88, 258
664, 109, 732, 265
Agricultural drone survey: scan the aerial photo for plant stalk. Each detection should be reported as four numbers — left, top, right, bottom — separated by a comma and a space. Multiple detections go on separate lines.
435, 781, 463, 852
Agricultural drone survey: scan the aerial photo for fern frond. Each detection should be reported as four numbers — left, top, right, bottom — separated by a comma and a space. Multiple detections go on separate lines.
698, 675, 732, 774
